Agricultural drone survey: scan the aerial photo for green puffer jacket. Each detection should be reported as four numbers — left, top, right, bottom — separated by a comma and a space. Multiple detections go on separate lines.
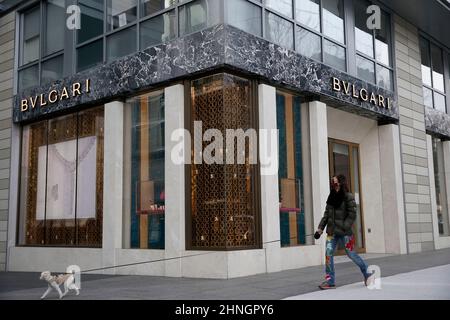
318, 192, 357, 236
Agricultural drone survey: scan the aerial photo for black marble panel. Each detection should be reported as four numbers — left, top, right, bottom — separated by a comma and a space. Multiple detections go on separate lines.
223, 26, 398, 122
425, 107, 450, 139
14, 24, 397, 124
14, 25, 227, 123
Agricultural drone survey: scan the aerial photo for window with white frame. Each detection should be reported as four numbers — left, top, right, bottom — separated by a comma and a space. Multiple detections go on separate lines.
420, 36, 448, 113
353, 0, 393, 90
18, 0, 65, 91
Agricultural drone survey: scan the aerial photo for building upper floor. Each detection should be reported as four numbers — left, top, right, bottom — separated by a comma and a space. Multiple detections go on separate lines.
1, 0, 450, 135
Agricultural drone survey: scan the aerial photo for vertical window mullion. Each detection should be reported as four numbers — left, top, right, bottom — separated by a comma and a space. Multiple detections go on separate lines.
261, 3, 265, 39
344, 0, 349, 69
38, 2, 44, 86
223, 0, 227, 29
373, 27, 377, 85
65, 0, 75, 77
345, 0, 356, 75
292, 0, 296, 51
320, 0, 324, 62
42, 1, 47, 60
445, 52, 450, 114
137, 0, 140, 50
175, 2, 180, 38
103, 0, 107, 63
73, 0, 79, 73
429, 41, 436, 109
429, 41, 434, 91
19, 11, 24, 66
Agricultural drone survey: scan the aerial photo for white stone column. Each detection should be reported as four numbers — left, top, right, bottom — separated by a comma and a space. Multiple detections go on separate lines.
378, 124, 407, 254
301, 103, 314, 245
6, 124, 21, 270
164, 84, 186, 277
258, 84, 281, 273
308, 101, 329, 262
441, 141, 450, 239
102, 101, 124, 274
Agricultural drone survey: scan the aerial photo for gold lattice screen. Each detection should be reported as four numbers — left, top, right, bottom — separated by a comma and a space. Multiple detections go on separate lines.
190, 74, 260, 250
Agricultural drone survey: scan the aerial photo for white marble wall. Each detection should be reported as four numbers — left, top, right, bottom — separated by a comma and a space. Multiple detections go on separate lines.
164, 84, 186, 277
379, 124, 407, 254
309, 101, 330, 263
360, 124, 385, 253
326, 108, 407, 254
102, 101, 124, 274
6, 123, 20, 269
258, 84, 281, 273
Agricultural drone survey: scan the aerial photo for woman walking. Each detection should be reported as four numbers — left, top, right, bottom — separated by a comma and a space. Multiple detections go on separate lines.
316, 175, 374, 290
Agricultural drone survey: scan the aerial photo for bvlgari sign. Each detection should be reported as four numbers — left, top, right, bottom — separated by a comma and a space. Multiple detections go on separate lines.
20, 79, 91, 113
332, 77, 393, 110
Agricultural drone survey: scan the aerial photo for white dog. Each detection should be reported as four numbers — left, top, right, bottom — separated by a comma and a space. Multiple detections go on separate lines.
39, 271, 80, 299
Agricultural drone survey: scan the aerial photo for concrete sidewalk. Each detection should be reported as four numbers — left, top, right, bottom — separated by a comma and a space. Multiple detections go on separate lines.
0, 248, 449, 300
286, 264, 450, 300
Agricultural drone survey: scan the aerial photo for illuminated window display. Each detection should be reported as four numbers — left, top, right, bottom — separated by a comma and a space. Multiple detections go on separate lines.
125, 90, 165, 249
188, 73, 261, 250
276, 91, 308, 247
18, 107, 104, 247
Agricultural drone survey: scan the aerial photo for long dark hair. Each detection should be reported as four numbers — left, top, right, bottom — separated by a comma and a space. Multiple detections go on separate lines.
332, 174, 349, 193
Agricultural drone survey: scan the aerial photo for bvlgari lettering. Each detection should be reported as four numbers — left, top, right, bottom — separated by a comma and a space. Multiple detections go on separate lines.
20, 79, 91, 113
378, 95, 385, 108
30, 96, 38, 109
48, 90, 58, 104
360, 88, 368, 101
40, 94, 47, 107
60, 87, 69, 101
72, 82, 81, 96
342, 81, 351, 94
332, 77, 392, 109
352, 84, 358, 98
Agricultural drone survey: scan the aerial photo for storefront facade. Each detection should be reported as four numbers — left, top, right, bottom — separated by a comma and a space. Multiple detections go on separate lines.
0, 0, 449, 278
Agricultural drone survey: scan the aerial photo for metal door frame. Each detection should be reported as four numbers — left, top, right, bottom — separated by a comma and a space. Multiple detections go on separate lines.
328, 138, 366, 254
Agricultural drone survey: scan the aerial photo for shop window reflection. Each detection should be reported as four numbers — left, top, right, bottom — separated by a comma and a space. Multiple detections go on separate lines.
322, 0, 345, 44
420, 37, 448, 113
432, 138, 450, 236
276, 92, 312, 247
126, 90, 165, 249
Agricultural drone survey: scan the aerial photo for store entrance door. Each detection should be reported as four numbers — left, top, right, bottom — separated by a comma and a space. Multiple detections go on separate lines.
328, 139, 366, 254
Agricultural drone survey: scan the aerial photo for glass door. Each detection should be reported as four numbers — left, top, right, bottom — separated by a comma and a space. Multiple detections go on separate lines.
328, 139, 365, 253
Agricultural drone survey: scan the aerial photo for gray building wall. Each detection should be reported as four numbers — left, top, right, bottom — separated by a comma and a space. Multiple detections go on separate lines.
394, 15, 435, 253
0, 9, 14, 271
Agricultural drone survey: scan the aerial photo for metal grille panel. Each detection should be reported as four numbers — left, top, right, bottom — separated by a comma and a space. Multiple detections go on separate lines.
190, 74, 260, 249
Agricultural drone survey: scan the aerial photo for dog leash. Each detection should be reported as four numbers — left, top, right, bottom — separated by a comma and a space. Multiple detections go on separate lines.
57, 234, 318, 275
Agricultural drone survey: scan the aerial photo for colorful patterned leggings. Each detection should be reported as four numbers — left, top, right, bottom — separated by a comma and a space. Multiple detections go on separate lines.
325, 234, 369, 285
